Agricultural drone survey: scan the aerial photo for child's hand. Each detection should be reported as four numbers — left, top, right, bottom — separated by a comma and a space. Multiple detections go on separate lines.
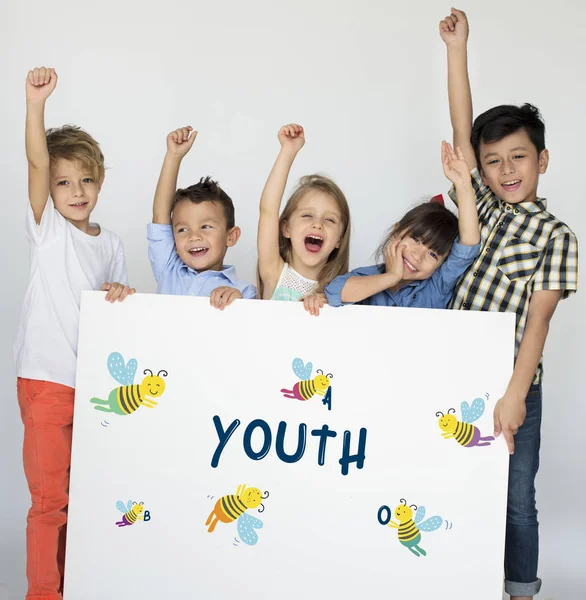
166, 126, 198, 159
439, 8, 469, 46
442, 141, 472, 188
210, 286, 242, 310
101, 282, 136, 303
303, 293, 327, 316
493, 393, 527, 454
278, 124, 305, 155
26, 67, 58, 103
384, 236, 406, 283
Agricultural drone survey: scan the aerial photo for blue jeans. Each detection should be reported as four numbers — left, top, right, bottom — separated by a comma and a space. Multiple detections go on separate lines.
504, 383, 542, 597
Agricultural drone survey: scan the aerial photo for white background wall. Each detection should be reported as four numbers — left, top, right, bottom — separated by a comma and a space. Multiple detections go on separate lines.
0, 1, 583, 599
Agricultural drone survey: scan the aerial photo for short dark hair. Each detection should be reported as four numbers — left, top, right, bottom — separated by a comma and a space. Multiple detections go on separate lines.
376, 202, 458, 266
171, 176, 235, 229
471, 103, 546, 169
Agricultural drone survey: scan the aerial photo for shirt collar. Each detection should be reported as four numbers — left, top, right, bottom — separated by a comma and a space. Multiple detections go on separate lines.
498, 197, 547, 215
182, 264, 239, 285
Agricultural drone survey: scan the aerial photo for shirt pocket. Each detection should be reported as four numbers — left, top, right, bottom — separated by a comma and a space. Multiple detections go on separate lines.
497, 237, 541, 282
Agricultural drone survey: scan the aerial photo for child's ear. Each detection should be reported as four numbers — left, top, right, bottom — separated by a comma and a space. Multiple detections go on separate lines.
226, 226, 241, 248
97, 175, 105, 193
538, 149, 550, 175
281, 220, 291, 239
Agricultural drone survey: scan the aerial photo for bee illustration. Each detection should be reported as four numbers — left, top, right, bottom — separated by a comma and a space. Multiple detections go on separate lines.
90, 352, 168, 416
280, 358, 333, 409
205, 484, 269, 546
436, 396, 495, 448
385, 499, 443, 557
115, 500, 145, 527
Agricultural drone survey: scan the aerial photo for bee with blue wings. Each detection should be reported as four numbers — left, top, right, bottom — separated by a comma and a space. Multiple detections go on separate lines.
206, 484, 269, 546
90, 352, 168, 416
385, 499, 443, 557
280, 358, 333, 410
436, 395, 495, 448
115, 500, 146, 527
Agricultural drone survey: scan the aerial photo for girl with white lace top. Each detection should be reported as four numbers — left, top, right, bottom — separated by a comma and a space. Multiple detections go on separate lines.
257, 124, 351, 314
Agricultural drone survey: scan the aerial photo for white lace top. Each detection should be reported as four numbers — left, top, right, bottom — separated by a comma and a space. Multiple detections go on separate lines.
271, 263, 318, 302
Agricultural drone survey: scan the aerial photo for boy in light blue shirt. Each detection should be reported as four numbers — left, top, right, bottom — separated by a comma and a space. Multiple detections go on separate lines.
148, 125, 256, 307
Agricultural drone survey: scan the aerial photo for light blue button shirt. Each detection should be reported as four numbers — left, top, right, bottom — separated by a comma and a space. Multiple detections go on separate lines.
147, 223, 256, 298
325, 240, 480, 309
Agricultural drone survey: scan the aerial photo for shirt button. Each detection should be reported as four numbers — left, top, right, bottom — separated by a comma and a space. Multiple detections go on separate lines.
506, 205, 511, 211
514, 208, 520, 215
463, 302, 468, 308
473, 271, 478, 276
485, 247, 491, 253
412, 294, 417, 300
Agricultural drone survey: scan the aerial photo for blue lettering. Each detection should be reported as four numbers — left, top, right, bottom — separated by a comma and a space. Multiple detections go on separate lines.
211, 415, 241, 468
339, 428, 367, 476
311, 425, 338, 466
275, 421, 307, 463
243, 419, 272, 461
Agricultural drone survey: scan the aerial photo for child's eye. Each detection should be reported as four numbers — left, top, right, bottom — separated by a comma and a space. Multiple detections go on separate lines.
202, 224, 212, 229
326, 217, 337, 224
429, 251, 438, 260
57, 180, 69, 186
513, 155, 525, 160
487, 159, 499, 165
302, 213, 312, 218
177, 227, 188, 233
413, 237, 420, 244
82, 178, 94, 183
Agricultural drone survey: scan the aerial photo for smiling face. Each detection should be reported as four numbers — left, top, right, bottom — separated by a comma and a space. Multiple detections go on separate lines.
141, 374, 166, 398
479, 130, 549, 204
281, 190, 344, 277
438, 413, 457, 434
395, 233, 447, 283
49, 158, 102, 227
394, 504, 414, 524
172, 200, 240, 273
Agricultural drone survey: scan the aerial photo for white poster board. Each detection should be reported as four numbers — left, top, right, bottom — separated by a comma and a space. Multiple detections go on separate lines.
65, 292, 514, 600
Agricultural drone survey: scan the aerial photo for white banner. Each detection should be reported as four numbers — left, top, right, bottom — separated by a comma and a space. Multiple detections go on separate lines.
65, 292, 514, 600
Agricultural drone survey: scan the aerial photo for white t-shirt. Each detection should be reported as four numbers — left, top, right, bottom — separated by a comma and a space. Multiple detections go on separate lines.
14, 200, 128, 389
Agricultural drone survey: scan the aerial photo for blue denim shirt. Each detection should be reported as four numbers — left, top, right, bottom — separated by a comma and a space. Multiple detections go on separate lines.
325, 240, 479, 309
147, 223, 256, 298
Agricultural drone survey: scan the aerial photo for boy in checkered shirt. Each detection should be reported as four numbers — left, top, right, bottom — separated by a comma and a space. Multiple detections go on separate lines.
439, 8, 578, 600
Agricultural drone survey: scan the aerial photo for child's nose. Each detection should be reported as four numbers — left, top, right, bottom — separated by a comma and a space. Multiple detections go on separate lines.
71, 183, 84, 197
501, 159, 514, 175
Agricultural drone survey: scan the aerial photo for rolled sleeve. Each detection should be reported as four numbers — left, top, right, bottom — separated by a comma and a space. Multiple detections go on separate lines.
532, 232, 578, 299
241, 284, 257, 299
147, 223, 179, 284
431, 239, 480, 297
325, 266, 381, 307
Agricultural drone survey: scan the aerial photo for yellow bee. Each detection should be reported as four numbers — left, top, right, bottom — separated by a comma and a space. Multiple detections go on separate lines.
206, 484, 269, 546
115, 500, 145, 527
281, 358, 332, 403
90, 352, 168, 416
384, 499, 443, 557
436, 397, 494, 448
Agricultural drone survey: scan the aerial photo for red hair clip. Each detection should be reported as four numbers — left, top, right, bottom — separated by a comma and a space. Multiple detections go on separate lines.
430, 194, 445, 206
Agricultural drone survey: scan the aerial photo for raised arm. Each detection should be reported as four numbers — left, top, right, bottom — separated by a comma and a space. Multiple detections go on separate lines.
441, 141, 479, 246
152, 126, 197, 224
26, 67, 58, 224
439, 8, 476, 171
257, 124, 304, 298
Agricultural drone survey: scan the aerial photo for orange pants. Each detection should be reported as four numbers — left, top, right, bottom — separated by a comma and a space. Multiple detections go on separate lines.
17, 378, 75, 600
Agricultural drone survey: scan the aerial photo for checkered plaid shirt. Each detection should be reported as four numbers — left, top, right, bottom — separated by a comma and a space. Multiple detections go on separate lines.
449, 168, 578, 384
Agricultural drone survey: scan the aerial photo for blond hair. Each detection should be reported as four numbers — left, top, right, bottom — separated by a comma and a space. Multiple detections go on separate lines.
259, 174, 351, 298
46, 125, 105, 181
